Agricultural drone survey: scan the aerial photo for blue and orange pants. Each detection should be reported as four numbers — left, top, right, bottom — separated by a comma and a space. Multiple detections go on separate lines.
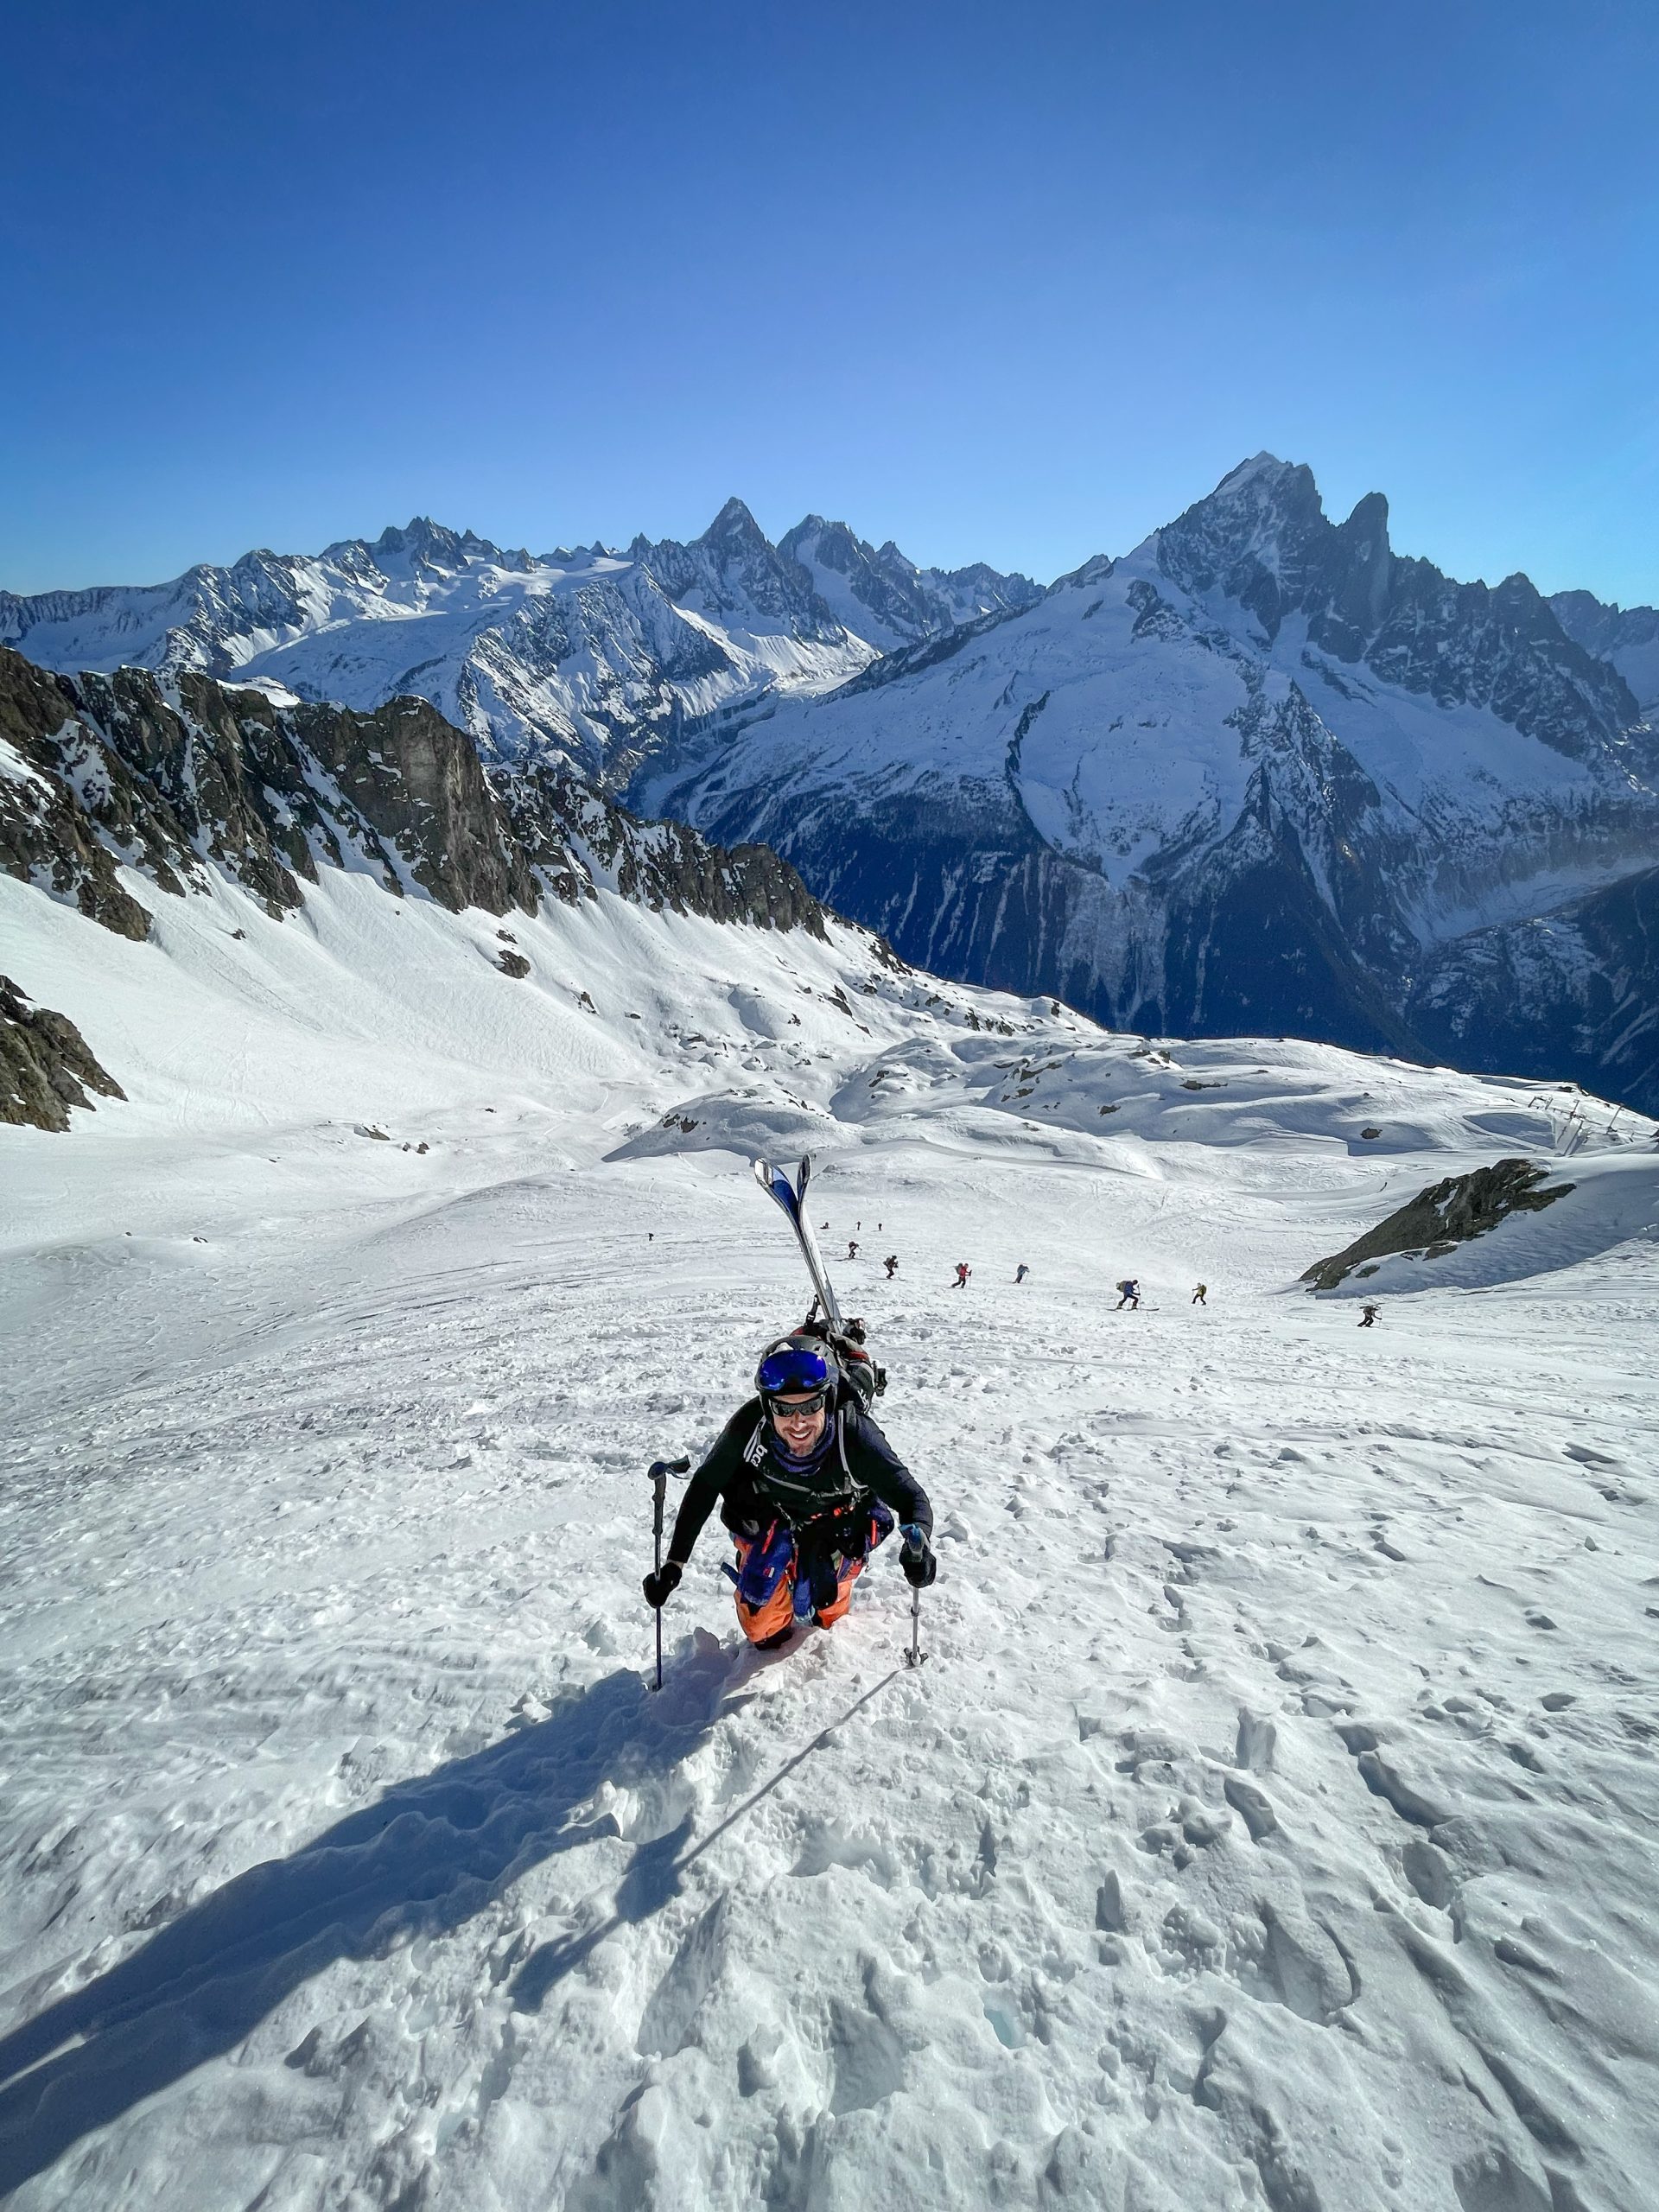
728, 1506, 894, 1644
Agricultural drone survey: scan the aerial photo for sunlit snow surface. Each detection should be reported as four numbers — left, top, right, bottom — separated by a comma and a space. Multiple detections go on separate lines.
3, 865, 1659, 2211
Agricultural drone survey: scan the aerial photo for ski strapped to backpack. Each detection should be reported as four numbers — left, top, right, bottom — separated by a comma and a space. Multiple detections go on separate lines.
793, 1306, 887, 1408
752, 1155, 887, 1407
753, 1156, 843, 1331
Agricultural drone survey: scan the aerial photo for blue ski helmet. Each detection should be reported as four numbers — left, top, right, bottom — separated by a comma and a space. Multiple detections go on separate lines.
754, 1339, 832, 1401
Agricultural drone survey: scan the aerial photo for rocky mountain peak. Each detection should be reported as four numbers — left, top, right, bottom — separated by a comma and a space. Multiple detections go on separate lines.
1158, 454, 1331, 633
372, 517, 486, 572
1548, 588, 1659, 719
1155, 454, 1637, 752
779, 516, 857, 570
778, 516, 1041, 651
696, 497, 770, 554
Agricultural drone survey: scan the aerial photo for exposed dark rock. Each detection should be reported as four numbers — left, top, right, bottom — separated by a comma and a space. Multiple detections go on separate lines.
2, 644, 833, 953
0, 651, 159, 938
283, 689, 539, 915
495, 761, 829, 937
1408, 862, 1659, 1119
1301, 1158, 1573, 1290
0, 646, 537, 923
0, 974, 125, 1130
497, 950, 531, 979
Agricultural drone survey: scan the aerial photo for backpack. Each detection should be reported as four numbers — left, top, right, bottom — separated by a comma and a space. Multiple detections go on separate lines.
774, 1311, 887, 1412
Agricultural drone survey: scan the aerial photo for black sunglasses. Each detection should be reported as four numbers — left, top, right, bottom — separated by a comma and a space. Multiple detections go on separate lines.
765, 1388, 830, 1419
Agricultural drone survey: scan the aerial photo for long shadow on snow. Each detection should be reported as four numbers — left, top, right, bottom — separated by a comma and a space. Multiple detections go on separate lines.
0, 1633, 878, 2192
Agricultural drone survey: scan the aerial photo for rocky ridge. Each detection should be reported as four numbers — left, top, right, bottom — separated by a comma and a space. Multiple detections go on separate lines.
1301, 1158, 1573, 1290
0, 645, 830, 961
0, 973, 126, 1131
1548, 590, 1659, 722
777, 515, 1040, 650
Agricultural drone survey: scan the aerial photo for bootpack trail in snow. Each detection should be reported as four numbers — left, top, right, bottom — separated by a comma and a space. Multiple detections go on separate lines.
3, 861, 1658, 2210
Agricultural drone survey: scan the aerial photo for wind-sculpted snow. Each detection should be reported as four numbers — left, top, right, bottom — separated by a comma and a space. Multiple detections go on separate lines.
3, 849, 1659, 2209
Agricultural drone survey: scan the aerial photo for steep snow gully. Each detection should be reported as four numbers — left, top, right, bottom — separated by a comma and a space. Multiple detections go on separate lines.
3, 864, 1658, 2211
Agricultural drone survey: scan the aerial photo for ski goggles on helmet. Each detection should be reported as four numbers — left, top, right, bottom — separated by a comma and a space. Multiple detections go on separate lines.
755, 1343, 832, 1412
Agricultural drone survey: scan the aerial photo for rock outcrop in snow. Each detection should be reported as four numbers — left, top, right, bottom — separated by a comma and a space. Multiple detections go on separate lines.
1302, 1156, 1573, 1289
0, 973, 125, 1130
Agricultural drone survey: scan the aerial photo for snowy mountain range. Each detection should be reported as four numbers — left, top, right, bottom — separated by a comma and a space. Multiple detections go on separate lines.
0, 504, 1037, 791
5, 459, 1658, 1110
635, 457, 1659, 1112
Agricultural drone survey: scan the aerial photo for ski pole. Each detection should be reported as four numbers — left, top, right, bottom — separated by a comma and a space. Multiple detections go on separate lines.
647, 1457, 690, 1691
904, 1580, 927, 1669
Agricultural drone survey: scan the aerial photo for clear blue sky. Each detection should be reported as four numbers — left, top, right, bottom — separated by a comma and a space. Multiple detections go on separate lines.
3, 0, 1656, 604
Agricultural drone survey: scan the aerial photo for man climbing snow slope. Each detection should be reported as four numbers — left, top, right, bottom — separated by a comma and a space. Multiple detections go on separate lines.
643, 1338, 937, 1649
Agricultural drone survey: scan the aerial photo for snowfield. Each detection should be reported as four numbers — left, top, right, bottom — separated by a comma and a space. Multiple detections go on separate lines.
3, 862, 1658, 2211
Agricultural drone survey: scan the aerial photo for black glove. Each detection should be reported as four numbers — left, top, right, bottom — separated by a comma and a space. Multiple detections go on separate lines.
899, 1525, 937, 1589
642, 1561, 683, 1609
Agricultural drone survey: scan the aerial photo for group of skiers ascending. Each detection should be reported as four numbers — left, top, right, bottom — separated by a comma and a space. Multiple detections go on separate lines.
644, 1154, 1392, 1674
822, 1236, 1229, 1308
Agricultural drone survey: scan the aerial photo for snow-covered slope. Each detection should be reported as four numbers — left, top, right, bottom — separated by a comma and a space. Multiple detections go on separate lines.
637, 456, 1659, 1110
3, 836, 1659, 2211
0, 509, 1034, 790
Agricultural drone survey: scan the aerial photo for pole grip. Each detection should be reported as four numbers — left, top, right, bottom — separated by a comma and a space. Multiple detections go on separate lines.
646, 1459, 691, 1548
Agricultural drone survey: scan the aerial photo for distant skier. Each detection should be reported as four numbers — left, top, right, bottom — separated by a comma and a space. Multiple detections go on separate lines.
952, 1262, 971, 1289
847, 1239, 859, 1260
1192, 1282, 1206, 1306
1014, 1264, 1030, 1284
642, 1336, 936, 1649
884, 1254, 899, 1279
1358, 1302, 1379, 1328
1116, 1278, 1141, 1310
